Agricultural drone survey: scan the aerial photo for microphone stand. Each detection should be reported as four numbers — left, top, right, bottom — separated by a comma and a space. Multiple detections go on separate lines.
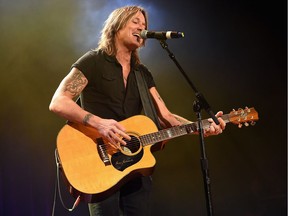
158, 39, 219, 216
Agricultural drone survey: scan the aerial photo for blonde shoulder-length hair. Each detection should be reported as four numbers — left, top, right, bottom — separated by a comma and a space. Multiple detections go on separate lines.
96, 6, 148, 65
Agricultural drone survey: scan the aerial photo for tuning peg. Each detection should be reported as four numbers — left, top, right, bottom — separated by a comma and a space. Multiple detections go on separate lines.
250, 121, 256, 126
238, 123, 243, 128
244, 122, 249, 127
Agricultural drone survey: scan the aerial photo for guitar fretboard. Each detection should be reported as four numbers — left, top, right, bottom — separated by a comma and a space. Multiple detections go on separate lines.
140, 114, 231, 146
140, 125, 189, 146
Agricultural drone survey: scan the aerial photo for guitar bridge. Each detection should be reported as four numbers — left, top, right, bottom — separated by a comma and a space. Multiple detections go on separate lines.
96, 138, 111, 166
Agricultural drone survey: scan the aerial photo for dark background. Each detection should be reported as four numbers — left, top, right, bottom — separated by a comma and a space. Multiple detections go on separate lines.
0, 0, 286, 215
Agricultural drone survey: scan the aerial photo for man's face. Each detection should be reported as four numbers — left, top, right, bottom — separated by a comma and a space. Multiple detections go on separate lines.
116, 11, 146, 50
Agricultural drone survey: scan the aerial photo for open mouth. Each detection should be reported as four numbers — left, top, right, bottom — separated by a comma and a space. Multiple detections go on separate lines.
133, 32, 140, 38
132, 33, 141, 42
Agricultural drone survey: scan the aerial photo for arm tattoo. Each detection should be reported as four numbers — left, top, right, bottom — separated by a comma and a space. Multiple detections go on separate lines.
83, 113, 93, 126
156, 92, 164, 102
174, 114, 192, 124
65, 71, 87, 97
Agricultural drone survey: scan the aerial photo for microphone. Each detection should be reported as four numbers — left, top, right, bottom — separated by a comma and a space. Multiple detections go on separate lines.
140, 30, 184, 40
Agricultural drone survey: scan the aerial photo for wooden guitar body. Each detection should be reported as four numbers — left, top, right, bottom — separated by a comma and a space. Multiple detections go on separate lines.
57, 115, 158, 202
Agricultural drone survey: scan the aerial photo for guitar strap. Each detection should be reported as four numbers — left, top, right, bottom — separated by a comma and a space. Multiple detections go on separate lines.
134, 69, 162, 130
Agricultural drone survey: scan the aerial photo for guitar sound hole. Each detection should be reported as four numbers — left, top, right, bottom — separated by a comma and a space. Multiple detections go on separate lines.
122, 135, 140, 154
111, 135, 143, 171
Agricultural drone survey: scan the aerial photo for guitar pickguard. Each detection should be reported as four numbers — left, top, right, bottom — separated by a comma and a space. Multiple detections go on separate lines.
111, 135, 143, 171
111, 150, 143, 171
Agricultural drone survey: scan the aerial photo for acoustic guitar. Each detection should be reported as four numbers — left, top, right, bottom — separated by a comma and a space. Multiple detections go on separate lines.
56, 107, 258, 203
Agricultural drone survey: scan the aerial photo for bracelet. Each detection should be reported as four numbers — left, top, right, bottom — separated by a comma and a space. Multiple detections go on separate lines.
82, 113, 93, 126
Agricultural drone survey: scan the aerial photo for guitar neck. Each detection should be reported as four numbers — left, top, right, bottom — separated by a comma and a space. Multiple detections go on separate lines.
140, 114, 231, 146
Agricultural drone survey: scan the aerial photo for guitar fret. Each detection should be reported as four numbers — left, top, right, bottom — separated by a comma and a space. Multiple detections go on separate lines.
140, 135, 147, 146
171, 125, 186, 137
140, 125, 189, 147
143, 134, 152, 145
147, 134, 153, 143
165, 129, 173, 138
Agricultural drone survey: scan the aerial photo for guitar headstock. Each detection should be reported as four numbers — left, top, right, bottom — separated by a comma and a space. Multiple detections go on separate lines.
229, 107, 259, 128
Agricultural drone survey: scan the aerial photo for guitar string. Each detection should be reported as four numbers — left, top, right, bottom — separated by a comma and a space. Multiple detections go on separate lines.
100, 135, 158, 153
96, 110, 256, 153
100, 118, 212, 152
100, 118, 214, 152
101, 126, 188, 152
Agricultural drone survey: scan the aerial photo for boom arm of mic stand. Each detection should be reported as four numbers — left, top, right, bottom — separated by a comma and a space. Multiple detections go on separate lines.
158, 39, 219, 125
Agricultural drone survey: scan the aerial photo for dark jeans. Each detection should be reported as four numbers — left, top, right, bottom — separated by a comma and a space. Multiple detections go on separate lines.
88, 176, 153, 216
